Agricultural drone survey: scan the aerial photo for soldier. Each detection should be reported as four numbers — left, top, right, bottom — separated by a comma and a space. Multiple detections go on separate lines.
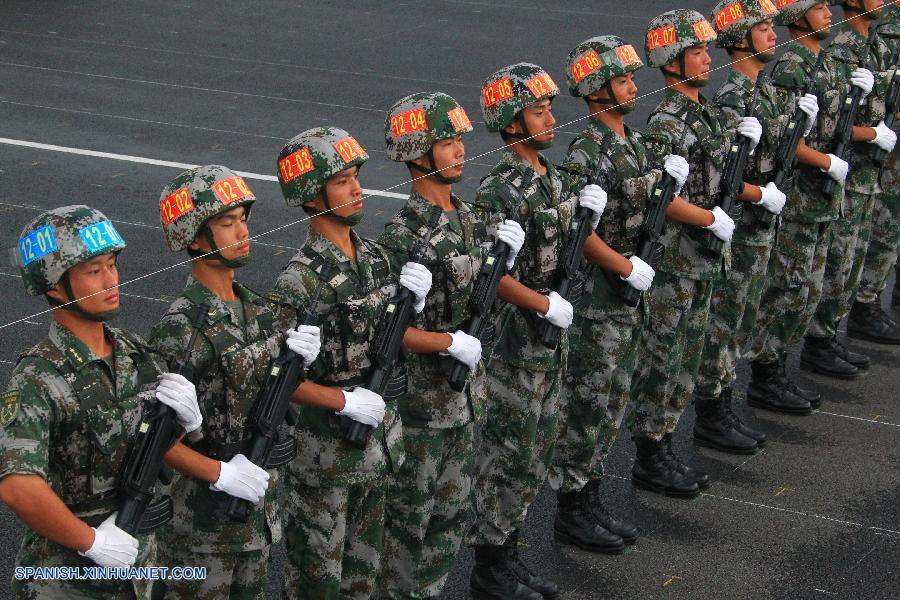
802, 0, 897, 375
0, 206, 202, 599
270, 127, 432, 600
149, 166, 321, 599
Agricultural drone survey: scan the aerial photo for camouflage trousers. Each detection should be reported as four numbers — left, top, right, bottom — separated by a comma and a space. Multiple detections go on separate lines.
550, 309, 643, 494
379, 423, 474, 599
808, 191, 878, 339
695, 238, 773, 397
746, 219, 832, 363
282, 474, 386, 600
629, 273, 714, 440
155, 546, 269, 600
466, 360, 562, 547
856, 192, 900, 304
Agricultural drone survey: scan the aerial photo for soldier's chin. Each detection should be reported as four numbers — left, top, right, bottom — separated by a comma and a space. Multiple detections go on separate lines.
813, 28, 831, 40
757, 50, 776, 64
615, 102, 636, 115
686, 76, 710, 88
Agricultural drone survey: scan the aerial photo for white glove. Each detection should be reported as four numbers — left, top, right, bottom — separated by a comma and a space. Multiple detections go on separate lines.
155, 372, 202, 433
78, 513, 139, 568
442, 330, 482, 370
737, 116, 762, 152
578, 184, 608, 230
337, 387, 386, 427
758, 182, 787, 215
285, 325, 321, 365
621, 256, 655, 292
704, 206, 736, 243
400, 261, 432, 313
536, 291, 574, 329
869, 120, 897, 153
210, 454, 270, 503
496, 220, 525, 269
797, 93, 819, 137
822, 153, 849, 183
850, 67, 874, 97
664, 154, 690, 196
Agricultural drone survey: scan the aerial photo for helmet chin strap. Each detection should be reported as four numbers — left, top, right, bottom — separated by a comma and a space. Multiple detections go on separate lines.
49, 272, 120, 322
508, 112, 553, 150
188, 225, 252, 269
302, 188, 364, 227
406, 147, 463, 184
589, 82, 635, 115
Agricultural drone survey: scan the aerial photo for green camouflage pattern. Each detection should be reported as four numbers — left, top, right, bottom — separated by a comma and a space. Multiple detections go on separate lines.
277, 126, 370, 206
565, 36, 644, 98
711, 0, 781, 48
480, 63, 559, 132
14, 204, 126, 296
380, 423, 474, 598
385, 92, 474, 162
155, 546, 269, 600
1, 322, 165, 599
775, 0, 829, 26
856, 191, 900, 303
644, 9, 718, 68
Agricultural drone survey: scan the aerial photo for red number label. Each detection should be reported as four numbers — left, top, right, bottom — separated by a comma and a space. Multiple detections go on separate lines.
212, 176, 252, 205
160, 187, 194, 224
483, 78, 514, 108
714, 2, 746, 30
525, 72, 558, 99
570, 49, 603, 84
615, 45, 641, 67
390, 107, 427, 137
647, 25, 677, 50
333, 137, 368, 163
760, 0, 776, 14
776, 0, 798, 9
447, 106, 472, 132
278, 148, 316, 183
693, 20, 717, 42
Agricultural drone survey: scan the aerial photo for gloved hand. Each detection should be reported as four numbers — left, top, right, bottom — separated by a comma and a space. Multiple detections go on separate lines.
704, 206, 736, 243
850, 67, 874, 97
578, 184, 608, 230
400, 261, 432, 314
495, 220, 525, 269
536, 291, 574, 329
738, 116, 762, 152
285, 325, 321, 365
78, 513, 139, 568
210, 454, 270, 503
155, 372, 202, 433
822, 153, 849, 183
441, 330, 482, 370
797, 93, 819, 137
337, 387, 385, 426
869, 120, 897, 153
758, 182, 787, 215
664, 154, 690, 196
621, 256, 655, 291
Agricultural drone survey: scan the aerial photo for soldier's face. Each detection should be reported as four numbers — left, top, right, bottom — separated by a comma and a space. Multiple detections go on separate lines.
749, 20, 778, 61
195, 206, 250, 262
51, 253, 120, 312
681, 45, 712, 83
322, 166, 364, 216
428, 135, 465, 180
861, 0, 885, 18
517, 99, 556, 144
606, 73, 639, 111
806, 2, 832, 37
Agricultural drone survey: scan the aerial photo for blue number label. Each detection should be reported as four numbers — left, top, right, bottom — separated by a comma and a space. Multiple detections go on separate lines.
18, 225, 58, 266
79, 220, 124, 253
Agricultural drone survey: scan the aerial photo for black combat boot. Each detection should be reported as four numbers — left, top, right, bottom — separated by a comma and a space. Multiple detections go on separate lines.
631, 436, 699, 498
800, 336, 859, 379
719, 386, 767, 446
777, 350, 821, 408
506, 529, 560, 597
554, 489, 624, 553
893, 264, 900, 308
747, 360, 813, 414
693, 393, 759, 454
662, 432, 709, 490
830, 336, 870, 370
847, 301, 900, 345
585, 479, 639, 544
470, 544, 542, 600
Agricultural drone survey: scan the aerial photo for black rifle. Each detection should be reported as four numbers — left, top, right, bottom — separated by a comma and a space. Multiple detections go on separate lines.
823, 19, 881, 197
872, 39, 900, 166
225, 271, 332, 521
343, 206, 443, 448
115, 304, 209, 535
703, 74, 766, 255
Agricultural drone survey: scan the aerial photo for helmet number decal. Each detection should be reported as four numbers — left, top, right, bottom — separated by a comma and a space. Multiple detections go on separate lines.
714, 2, 746, 30
278, 147, 316, 183
79, 220, 124, 253
18, 225, 58, 266
776, 0, 795, 9
615, 45, 642, 67
333, 137, 368, 163
693, 20, 717, 42
570, 49, 603, 84
160, 186, 196, 224
212, 176, 253, 204
525, 73, 558, 99
447, 106, 472, 132
483, 78, 514, 108
390, 108, 428, 137
647, 25, 678, 50
760, 0, 777, 13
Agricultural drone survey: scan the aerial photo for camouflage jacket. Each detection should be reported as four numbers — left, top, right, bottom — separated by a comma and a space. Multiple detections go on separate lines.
770, 40, 850, 221
560, 118, 660, 323
0, 322, 165, 598
469, 148, 575, 372
643, 89, 730, 281
270, 228, 405, 486
377, 192, 495, 428
878, 5, 900, 193
714, 69, 791, 246
149, 278, 284, 553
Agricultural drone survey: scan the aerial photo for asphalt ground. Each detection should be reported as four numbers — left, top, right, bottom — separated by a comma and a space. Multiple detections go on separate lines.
0, 1, 897, 598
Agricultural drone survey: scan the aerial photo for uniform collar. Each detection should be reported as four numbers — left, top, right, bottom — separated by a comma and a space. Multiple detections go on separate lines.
500, 147, 557, 179
727, 69, 755, 93
659, 88, 708, 112
49, 320, 128, 372
182, 276, 256, 325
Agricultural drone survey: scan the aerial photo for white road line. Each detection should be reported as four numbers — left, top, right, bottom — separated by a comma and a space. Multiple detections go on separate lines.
120, 292, 170, 304
0, 359, 15, 365
814, 410, 899, 428
0, 137, 407, 199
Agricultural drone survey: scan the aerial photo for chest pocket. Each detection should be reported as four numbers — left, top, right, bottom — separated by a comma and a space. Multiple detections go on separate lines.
679, 112, 724, 211
529, 199, 571, 284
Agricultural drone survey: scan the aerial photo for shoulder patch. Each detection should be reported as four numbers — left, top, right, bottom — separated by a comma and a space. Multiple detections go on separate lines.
1, 391, 19, 426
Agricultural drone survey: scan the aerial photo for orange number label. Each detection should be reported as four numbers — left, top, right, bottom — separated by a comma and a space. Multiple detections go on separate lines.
693, 20, 717, 42
483, 77, 514, 108
714, 2, 746, 30
570, 49, 603, 84
390, 107, 427, 137
760, 0, 776, 14
160, 187, 195, 224
212, 176, 252, 205
776, 0, 798, 9
647, 25, 678, 50
447, 106, 472, 132
333, 137, 368, 163
615, 45, 641, 67
278, 147, 315, 183
525, 72, 558, 99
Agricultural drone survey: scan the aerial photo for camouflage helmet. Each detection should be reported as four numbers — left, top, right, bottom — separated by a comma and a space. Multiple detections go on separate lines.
830, 0, 883, 19
774, 0, 828, 26
480, 63, 560, 132
277, 126, 369, 207
159, 165, 256, 252
566, 36, 645, 98
385, 92, 473, 162
644, 9, 718, 68
711, 0, 780, 48
14, 205, 126, 296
